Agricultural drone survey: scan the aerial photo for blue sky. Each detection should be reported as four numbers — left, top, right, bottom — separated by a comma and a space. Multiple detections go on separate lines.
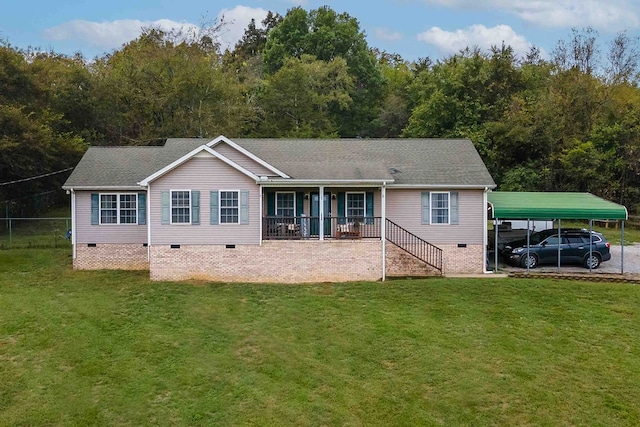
2, 0, 640, 62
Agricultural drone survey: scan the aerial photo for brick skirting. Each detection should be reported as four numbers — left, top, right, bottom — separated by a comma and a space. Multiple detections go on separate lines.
149, 240, 383, 283
74, 243, 149, 270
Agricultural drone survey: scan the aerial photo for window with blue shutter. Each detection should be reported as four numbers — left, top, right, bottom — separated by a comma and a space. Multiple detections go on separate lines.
421, 192, 430, 225
337, 192, 346, 224
191, 191, 200, 225
365, 192, 374, 224
137, 193, 146, 225
91, 193, 99, 225
240, 190, 249, 224
450, 191, 459, 225
210, 191, 219, 225
161, 191, 170, 224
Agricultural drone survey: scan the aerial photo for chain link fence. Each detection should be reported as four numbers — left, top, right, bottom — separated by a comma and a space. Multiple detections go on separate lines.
0, 218, 72, 249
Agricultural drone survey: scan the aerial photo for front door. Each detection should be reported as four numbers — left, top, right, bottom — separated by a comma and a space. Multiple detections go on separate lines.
310, 192, 331, 236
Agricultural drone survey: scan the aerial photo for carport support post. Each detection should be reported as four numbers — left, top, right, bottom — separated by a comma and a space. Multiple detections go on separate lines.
621, 221, 625, 274
557, 219, 562, 273
589, 220, 593, 273
494, 219, 499, 272
526, 219, 530, 273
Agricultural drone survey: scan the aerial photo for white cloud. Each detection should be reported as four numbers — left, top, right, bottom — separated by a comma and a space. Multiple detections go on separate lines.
42, 6, 269, 54
216, 6, 269, 51
374, 28, 403, 41
422, 0, 640, 30
43, 19, 199, 50
417, 24, 535, 56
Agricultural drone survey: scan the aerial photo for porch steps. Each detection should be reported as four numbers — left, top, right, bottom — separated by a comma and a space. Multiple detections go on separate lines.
385, 219, 443, 274
385, 243, 442, 278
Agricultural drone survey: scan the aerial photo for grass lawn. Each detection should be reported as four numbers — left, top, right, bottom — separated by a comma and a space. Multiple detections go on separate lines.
1, 250, 640, 425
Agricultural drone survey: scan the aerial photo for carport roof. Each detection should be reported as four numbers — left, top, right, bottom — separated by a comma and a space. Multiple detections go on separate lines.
488, 192, 628, 220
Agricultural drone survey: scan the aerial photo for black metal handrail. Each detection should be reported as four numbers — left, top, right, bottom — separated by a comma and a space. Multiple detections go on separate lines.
385, 219, 443, 272
262, 216, 382, 240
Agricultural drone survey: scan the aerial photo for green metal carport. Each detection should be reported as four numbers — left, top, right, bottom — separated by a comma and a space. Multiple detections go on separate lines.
487, 192, 629, 273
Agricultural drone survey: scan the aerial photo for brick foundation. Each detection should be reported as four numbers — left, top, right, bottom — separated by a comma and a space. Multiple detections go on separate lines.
440, 244, 485, 275
385, 242, 441, 277
74, 243, 149, 270
149, 240, 382, 283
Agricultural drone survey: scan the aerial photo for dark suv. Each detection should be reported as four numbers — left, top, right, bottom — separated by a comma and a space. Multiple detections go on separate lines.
502, 229, 611, 269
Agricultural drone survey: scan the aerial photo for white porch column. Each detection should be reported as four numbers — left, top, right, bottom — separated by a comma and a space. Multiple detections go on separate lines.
319, 186, 325, 241
381, 183, 386, 281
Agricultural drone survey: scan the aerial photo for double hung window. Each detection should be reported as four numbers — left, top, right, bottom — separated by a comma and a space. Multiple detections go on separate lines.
346, 193, 365, 221
100, 193, 137, 224
276, 192, 295, 217
220, 191, 239, 224
171, 191, 190, 224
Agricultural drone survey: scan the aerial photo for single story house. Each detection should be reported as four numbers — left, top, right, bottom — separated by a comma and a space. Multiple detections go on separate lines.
62, 136, 496, 283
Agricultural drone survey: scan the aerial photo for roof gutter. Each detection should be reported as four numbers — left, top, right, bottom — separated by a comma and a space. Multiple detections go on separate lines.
387, 184, 497, 190
256, 178, 394, 187
62, 185, 145, 191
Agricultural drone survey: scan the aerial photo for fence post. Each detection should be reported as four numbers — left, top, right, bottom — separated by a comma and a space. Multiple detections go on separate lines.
9, 218, 12, 247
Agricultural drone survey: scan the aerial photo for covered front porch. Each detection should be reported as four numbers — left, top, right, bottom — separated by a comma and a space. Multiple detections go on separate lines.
260, 186, 383, 241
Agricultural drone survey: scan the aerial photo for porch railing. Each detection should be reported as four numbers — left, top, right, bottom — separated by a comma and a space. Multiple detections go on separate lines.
385, 219, 443, 272
262, 216, 381, 240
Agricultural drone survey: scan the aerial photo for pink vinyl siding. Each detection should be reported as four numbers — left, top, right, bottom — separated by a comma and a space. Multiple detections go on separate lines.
150, 156, 260, 245
213, 142, 278, 177
385, 189, 485, 245
75, 191, 148, 244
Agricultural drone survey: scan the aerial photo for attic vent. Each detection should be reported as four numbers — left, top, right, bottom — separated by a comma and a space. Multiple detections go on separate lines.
389, 167, 401, 174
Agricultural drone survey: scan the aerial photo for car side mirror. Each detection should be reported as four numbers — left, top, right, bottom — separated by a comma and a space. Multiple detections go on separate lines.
541, 241, 547, 247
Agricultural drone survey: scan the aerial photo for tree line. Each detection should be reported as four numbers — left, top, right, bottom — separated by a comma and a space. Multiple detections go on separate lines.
1, 6, 640, 214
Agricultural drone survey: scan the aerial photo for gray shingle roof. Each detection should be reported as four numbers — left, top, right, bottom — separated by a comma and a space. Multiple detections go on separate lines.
63, 138, 495, 189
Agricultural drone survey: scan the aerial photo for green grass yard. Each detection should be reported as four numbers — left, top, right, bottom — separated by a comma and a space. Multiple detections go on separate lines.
1, 249, 640, 425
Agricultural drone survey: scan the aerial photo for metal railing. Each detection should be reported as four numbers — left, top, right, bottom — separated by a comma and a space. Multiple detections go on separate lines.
1, 217, 71, 249
385, 219, 443, 272
262, 216, 381, 240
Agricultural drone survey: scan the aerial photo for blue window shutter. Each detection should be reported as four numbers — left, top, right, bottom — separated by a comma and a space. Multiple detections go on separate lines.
366, 192, 374, 224
450, 191, 459, 225
191, 191, 200, 225
161, 191, 170, 224
210, 191, 219, 225
137, 193, 146, 225
337, 192, 346, 224
267, 192, 275, 216
296, 191, 304, 216
240, 190, 249, 224
91, 193, 99, 225
421, 192, 430, 225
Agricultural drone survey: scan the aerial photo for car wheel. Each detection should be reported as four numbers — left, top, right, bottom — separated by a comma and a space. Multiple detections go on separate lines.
521, 253, 538, 269
584, 253, 601, 269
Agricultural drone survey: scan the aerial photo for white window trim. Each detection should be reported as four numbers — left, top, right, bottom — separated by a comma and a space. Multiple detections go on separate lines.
430, 191, 450, 225
170, 189, 191, 225
346, 191, 366, 220
219, 189, 240, 225
275, 191, 296, 217
99, 192, 138, 225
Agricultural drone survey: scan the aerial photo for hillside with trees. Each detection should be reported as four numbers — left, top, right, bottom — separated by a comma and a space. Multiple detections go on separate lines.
1, 6, 639, 214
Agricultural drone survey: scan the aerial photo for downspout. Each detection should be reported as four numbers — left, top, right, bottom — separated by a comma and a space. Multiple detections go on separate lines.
71, 189, 76, 259
259, 186, 263, 246
482, 187, 488, 273
147, 183, 151, 261
381, 182, 386, 281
